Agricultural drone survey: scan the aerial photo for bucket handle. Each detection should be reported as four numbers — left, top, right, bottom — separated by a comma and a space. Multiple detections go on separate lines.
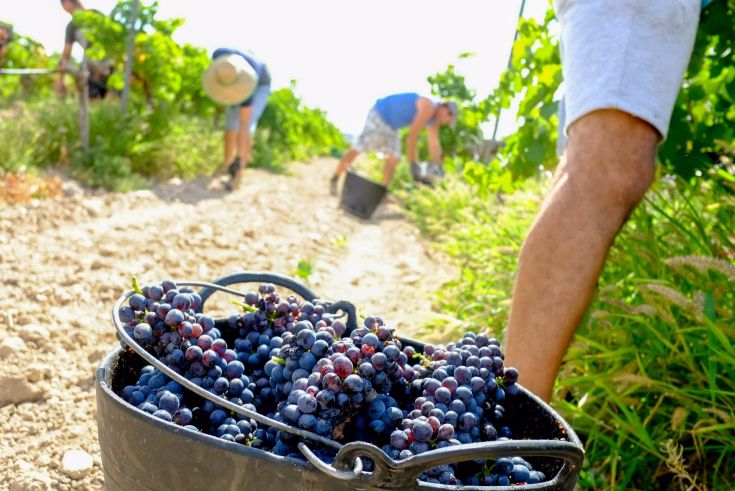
196, 272, 320, 310
195, 272, 358, 334
113, 281, 345, 450
300, 437, 583, 490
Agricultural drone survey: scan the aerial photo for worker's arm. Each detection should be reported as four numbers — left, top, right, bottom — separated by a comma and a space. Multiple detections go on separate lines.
426, 122, 442, 165
405, 97, 435, 163
55, 43, 73, 95
56, 21, 76, 95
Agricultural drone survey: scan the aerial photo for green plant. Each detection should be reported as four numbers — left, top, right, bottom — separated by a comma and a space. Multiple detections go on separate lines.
0, 30, 58, 103
252, 84, 347, 172
405, 165, 735, 488
478, 1, 735, 184
555, 170, 735, 489
75, 1, 215, 118
292, 259, 314, 282
401, 175, 541, 341
1, 2, 345, 190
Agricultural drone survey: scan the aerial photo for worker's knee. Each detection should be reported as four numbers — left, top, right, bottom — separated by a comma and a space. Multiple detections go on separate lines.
565, 109, 658, 212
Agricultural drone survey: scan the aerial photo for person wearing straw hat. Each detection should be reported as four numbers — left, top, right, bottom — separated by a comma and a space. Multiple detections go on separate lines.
203, 48, 272, 191
329, 92, 458, 195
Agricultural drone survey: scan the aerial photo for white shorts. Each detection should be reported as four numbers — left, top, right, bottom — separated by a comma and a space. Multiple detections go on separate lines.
354, 107, 401, 157
226, 84, 271, 133
556, 0, 700, 141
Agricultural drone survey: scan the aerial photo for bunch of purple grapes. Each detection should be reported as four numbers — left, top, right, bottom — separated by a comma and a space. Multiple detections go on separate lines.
378, 333, 545, 485
117, 280, 548, 486
264, 315, 415, 460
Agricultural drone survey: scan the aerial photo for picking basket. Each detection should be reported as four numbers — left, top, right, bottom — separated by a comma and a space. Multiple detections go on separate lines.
96, 272, 584, 490
339, 171, 387, 219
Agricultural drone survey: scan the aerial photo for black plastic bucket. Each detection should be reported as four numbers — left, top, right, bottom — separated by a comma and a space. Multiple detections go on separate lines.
96, 273, 584, 490
340, 171, 388, 219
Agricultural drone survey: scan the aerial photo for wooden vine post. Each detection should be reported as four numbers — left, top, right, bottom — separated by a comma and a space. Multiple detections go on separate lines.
120, 0, 139, 116
491, 0, 527, 141
79, 53, 90, 153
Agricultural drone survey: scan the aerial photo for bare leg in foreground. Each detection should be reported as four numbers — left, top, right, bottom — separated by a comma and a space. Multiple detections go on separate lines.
504, 109, 659, 402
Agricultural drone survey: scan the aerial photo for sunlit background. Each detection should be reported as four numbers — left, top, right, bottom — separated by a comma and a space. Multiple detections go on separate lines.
3, 0, 549, 136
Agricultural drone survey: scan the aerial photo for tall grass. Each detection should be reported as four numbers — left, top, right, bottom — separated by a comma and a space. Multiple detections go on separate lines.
0, 100, 221, 191
0, 90, 347, 191
404, 167, 735, 489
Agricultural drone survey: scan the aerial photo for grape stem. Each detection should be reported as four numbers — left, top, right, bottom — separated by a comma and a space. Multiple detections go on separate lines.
230, 300, 259, 313
131, 275, 143, 294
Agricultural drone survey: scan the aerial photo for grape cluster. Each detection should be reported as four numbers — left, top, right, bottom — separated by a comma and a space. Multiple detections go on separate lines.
117, 280, 549, 486
370, 332, 545, 485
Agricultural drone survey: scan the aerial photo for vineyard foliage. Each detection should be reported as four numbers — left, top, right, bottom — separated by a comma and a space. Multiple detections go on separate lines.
405, 2, 735, 489
0, 32, 58, 101
429, 2, 735, 193
0, 0, 345, 189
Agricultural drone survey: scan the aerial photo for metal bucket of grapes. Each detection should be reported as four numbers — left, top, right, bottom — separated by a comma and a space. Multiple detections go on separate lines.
96, 272, 584, 490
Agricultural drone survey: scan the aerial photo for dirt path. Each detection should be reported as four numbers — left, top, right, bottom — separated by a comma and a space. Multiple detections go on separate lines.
0, 158, 453, 490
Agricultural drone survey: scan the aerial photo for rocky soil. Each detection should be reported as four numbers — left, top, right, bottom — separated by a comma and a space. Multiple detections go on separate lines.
0, 159, 453, 490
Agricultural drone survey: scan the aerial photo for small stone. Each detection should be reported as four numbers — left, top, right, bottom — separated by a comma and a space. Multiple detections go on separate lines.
61, 449, 94, 479
25, 364, 52, 383
19, 325, 50, 345
0, 336, 27, 358
98, 244, 118, 257
82, 199, 102, 217
17, 460, 35, 472
0, 374, 44, 406
9, 471, 53, 491
16, 315, 35, 326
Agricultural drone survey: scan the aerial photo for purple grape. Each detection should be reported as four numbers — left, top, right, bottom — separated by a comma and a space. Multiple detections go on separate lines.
344, 374, 364, 393
437, 424, 455, 441
153, 409, 172, 422
164, 309, 184, 327
133, 323, 152, 340
412, 421, 433, 442
390, 430, 409, 450
333, 357, 353, 378
297, 393, 317, 414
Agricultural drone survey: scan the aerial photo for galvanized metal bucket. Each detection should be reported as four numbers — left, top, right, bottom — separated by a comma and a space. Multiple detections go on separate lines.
96, 272, 584, 490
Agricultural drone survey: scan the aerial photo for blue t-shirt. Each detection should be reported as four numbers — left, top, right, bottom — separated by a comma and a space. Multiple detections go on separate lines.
374, 93, 436, 130
212, 48, 271, 86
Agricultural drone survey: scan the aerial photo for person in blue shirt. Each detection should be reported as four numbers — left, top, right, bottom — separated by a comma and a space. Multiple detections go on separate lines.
330, 92, 457, 194
203, 48, 272, 191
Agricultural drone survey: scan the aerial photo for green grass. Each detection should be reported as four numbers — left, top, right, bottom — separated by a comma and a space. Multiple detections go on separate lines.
0, 90, 347, 191
0, 100, 222, 191
292, 259, 314, 281
404, 165, 735, 489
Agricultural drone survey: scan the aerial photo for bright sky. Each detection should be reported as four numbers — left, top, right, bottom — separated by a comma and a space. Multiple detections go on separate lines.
3, 0, 550, 136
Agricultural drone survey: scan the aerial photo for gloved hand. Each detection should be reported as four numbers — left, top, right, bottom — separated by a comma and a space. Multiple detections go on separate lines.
427, 163, 445, 179
410, 161, 425, 183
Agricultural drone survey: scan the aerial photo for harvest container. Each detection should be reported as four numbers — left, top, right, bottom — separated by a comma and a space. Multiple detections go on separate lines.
96, 273, 584, 490
339, 171, 388, 219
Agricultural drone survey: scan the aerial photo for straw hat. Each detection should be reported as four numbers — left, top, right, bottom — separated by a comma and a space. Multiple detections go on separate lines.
203, 54, 258, 106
